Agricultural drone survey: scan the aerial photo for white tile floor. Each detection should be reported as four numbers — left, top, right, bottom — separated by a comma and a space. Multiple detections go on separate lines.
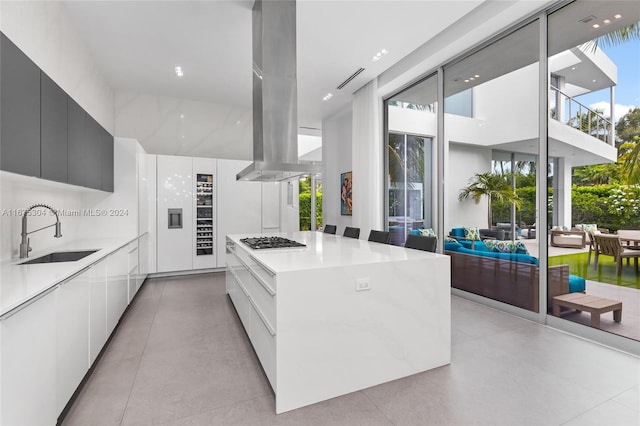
62, 273, 640, 426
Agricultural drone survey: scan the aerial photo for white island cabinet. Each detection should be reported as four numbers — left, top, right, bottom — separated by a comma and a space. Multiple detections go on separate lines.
225, 231, 451, 414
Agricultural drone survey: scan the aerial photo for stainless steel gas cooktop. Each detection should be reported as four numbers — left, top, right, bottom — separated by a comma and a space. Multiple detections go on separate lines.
240, 236, 306, 250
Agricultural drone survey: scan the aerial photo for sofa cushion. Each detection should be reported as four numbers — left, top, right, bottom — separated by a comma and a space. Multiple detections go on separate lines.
454, 246, 539, 265
450, 227, 465, 237
568, 275, 586, 293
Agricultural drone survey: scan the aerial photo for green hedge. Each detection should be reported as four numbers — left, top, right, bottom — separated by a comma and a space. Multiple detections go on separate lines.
492, 184, 640, 232
299, 192, 323, 231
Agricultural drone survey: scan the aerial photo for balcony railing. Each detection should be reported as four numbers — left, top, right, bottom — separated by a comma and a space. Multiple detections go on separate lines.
550, 86, 611, 144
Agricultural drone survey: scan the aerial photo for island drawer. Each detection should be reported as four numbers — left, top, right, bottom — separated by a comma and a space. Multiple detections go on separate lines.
226, 269, 251, 332
250, 302, 276, 391
233, 246, 276, 292
229, 260, 275, 331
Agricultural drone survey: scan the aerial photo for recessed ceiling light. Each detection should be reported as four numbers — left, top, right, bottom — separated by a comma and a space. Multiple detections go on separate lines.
464, 79, 469, 83
180, 114, 184, 119
592, 23, 600, 28
323, 93, 333, 101
592, 79, 597, 83
603, 19, 611, 24
469, 77, 475, 81
175, 66, 184, 77
372, 48, 389, 62
236, 120, 241, 125
614, 14, 622, 19
474, 74, 480, 78
571, 67, 576, 70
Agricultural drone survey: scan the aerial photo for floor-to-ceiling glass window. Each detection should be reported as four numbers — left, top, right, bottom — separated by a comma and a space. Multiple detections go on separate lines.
547, 1, 640, 341
385, 75, 437, 246
443, 21, 540, 313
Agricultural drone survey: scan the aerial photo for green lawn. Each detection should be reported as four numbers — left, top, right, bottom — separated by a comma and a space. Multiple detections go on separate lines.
549, 252, 640, 289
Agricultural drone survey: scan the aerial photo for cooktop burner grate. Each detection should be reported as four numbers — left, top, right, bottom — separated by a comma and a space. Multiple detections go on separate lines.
240, 236, 306, 250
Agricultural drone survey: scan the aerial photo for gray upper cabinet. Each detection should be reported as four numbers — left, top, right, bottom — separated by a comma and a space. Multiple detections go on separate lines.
67, 98, 89, 188
85, 116, 103, 190
1, 33, 41, 177
41, 72, 68, 183
102, 128, 114, 192
68, 98, 113, 192
1, 32, 112, 192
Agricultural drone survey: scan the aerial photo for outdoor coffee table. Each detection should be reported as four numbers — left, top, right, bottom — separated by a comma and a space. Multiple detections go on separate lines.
552, 293, 622, 328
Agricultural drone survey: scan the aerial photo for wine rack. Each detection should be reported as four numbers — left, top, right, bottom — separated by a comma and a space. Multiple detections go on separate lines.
196, 174, 214, 256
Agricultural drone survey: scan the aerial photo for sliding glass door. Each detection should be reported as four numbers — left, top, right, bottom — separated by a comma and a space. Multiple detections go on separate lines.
385, 75, 437, 246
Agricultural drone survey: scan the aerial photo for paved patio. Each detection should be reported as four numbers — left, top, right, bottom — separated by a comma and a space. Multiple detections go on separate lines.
520, 238, 640, 341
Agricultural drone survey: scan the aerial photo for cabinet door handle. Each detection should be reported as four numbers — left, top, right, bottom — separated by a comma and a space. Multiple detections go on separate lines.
249, 297, 276, 336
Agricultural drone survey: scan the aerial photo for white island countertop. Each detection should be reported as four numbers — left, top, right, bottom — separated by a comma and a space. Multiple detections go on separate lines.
0, 236, 140, 317
227, 230, 447, 274
226, 230, 451, 414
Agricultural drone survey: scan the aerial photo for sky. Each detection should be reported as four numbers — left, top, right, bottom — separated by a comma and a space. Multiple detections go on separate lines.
574, 37, 640, 124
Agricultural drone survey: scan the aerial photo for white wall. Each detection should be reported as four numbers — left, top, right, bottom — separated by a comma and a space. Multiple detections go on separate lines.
473, 63, 539, 145
115, 91, 252, 160
322, 108, 353, 234
446, 144, 492, 231
0, 1, 114, 133
388, 107, 437, 137
80, 138, 141, 240
352, 80, 384, 237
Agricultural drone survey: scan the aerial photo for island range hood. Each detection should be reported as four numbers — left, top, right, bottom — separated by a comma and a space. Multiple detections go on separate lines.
236, 0, 321, 182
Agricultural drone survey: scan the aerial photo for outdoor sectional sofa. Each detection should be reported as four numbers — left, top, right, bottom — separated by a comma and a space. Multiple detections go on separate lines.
423, 231, 585, 312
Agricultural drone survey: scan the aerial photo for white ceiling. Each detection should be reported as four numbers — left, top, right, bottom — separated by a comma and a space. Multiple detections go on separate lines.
62, 0, 485, 156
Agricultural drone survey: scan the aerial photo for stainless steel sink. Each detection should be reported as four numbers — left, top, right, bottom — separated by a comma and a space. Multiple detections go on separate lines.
20, 250, 99, 265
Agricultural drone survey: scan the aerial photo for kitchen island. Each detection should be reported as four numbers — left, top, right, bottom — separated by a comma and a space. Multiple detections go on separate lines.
225, 231, 451, 414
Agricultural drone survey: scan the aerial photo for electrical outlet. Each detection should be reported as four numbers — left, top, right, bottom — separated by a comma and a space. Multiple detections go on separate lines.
355, 278, 371, 291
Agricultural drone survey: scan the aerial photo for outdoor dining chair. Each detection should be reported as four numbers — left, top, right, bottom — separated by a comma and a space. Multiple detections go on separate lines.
593, 234, 640, 276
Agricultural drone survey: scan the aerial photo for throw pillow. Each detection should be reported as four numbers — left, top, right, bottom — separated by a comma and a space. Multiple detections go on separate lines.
483, 240, 498, 251
514, 241, 529, 255
463, 227, 481, 241
582, 224, 598, 233
494, 240, 518, 253
444, 236, 458, 243
420, 228, 436, 237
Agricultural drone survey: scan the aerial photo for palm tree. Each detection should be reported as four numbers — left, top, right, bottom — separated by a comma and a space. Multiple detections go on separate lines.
622, 136, 640, 185
589, 23, 640, 51
459, 172, 521, 228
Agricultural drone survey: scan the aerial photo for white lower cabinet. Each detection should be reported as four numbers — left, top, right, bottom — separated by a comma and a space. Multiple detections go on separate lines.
56, 275, 90, 413
1, 290, 57, 426
138, 233, 149, 292
106, 247, 128, 335
128, 240, 139, 303
0, 240, 144, 425
89, 261, 108, 364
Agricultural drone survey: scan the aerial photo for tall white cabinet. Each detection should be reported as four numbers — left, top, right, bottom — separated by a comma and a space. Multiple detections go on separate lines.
155, 156, 298, 274
157, 155, 195, 272
156, 155, 217, 272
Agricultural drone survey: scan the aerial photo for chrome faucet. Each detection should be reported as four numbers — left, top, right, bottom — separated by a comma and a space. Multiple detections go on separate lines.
20, 204, 62, 258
